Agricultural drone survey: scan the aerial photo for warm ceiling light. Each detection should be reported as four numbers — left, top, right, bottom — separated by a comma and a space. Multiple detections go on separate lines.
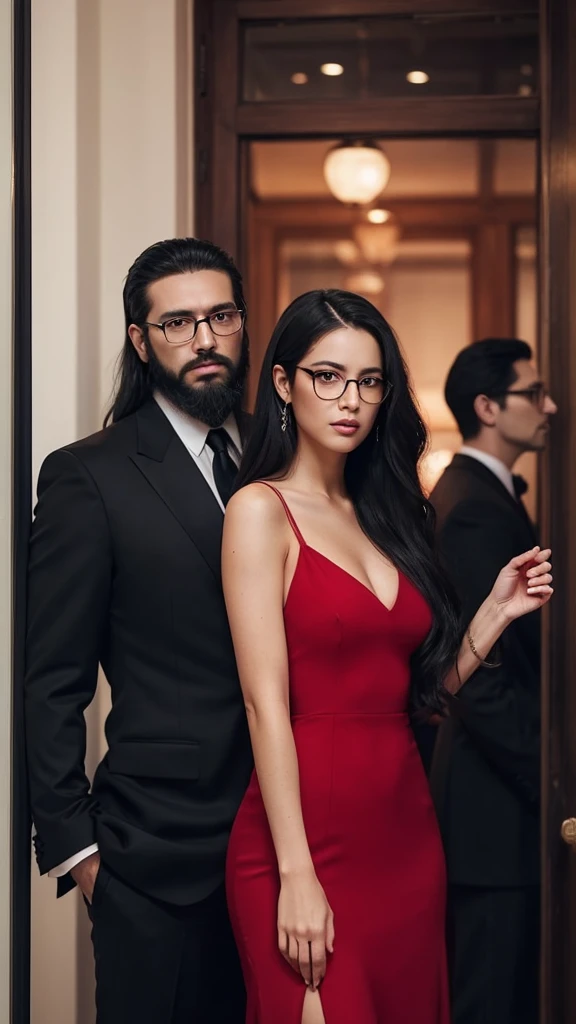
354, 222, 400, 265
320, 62, 344, 77
334, 240, 360, 265
323, 141, 391, 205
291, 72, 308, 85
345, 270, 385, 296
406, 70, 429, 85
367, 208, 391, 224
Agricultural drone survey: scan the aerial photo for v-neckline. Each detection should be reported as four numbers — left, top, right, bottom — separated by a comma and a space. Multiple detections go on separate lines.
287, 544, 402, 614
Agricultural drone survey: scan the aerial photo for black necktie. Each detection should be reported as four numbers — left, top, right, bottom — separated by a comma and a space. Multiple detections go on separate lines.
512, 474, 528, 500
205, 428, 238, 507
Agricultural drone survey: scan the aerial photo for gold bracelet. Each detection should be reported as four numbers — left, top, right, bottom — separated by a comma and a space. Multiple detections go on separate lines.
466, 628, 501, 669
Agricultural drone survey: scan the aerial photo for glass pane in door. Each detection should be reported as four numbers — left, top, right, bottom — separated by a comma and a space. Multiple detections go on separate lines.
243, 14, 539, 103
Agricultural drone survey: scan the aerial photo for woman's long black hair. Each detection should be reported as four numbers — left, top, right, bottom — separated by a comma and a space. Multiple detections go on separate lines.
235, 289, 462, 713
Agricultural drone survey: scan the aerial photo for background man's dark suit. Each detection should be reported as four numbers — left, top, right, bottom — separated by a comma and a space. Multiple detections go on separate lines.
25, 398, 253, 1021
429, 453, 540, 1024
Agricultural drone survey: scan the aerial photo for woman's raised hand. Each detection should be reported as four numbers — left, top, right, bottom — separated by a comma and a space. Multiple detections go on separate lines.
490, 546, 553, 621
278, 869, 335, 991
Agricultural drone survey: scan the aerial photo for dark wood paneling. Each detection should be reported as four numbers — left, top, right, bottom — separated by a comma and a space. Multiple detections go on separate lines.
539, 0, 576, 1021
471, 222, 515, 337
212, 2, 241, 256
194, 0, 215, 241
238, 0, 538, 17
251, 196, 536, 227
237, 96, 539, 137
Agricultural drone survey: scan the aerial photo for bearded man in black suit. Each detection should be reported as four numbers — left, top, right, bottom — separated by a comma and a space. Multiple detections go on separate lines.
25, 238, 253, 1023
429, 338, 557, 1024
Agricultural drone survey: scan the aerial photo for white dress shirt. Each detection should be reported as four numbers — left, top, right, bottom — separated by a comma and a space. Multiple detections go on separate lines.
459, 445, 516, 499
48, 394, 242, 879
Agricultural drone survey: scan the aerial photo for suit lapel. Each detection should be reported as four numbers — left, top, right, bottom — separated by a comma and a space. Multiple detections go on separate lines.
451, 454, 537, 543
130, 400, 224, 581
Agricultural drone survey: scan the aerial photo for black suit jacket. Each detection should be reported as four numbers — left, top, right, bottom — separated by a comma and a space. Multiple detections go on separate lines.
429, 454, 540, 887
25, 399, 253, 904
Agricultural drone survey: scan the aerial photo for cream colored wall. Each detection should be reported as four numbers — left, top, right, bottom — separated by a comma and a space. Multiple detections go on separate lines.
30, 1, 188, 1021
0, 0, 14, 1019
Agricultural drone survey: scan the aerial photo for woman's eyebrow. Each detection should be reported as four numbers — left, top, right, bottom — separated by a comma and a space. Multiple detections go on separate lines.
308, 360, 383, 375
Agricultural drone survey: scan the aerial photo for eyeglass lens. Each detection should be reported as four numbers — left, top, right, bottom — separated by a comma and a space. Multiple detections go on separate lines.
312, 371, 387, 404
164, 311, 243, 344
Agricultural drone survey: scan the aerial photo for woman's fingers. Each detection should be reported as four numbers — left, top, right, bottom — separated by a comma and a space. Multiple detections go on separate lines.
298, 937, 326, 991
326, 912, 335, 955
509, 545, 540, 570
278, 930, 301, 974
526, 561, 551, 578
525, 552, 553, 595
527, 583, 554, 596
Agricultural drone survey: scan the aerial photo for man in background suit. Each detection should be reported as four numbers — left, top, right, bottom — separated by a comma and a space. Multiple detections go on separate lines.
25, 238, 253, 1023
430, 338, 557, 1024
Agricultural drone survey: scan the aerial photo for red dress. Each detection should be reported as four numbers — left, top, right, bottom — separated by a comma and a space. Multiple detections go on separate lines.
226, 485, 449, 1024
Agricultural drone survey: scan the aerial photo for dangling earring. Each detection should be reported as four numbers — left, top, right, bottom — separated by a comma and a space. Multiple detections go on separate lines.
376, 425, 380, 443
281, 402, 289, 433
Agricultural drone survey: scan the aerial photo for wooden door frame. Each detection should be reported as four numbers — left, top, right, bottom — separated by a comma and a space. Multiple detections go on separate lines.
539, 0, 576, 1020
195, 2, 576, 1019
195, 0, 539, 260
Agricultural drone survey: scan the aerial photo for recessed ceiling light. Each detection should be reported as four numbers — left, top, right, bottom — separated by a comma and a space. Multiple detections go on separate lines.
406, 70, 429, 85
321, 63, 344, 77
291, 72, 308, 85
521, 64, 533, 76
518, 84, 533, 97
367, 209, 391, 224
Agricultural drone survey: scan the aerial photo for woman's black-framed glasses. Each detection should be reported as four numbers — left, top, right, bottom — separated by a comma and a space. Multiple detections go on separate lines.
144, 309, 245, 346
296, 366, 392, 405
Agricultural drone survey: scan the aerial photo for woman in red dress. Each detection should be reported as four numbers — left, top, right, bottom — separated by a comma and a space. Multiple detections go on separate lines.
222, 290, 552, 1024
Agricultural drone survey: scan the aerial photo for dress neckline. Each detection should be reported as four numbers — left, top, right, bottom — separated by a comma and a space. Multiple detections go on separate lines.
287, 544, 402, 615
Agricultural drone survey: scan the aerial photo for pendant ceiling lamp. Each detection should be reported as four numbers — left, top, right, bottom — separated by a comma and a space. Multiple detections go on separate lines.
323, 140, 391, 205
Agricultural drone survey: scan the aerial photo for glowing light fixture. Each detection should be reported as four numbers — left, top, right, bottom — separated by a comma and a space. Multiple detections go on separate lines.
291, 72, 308, 85
367, 208, 391, 225
345, 270, 385, 296
406, 70, 430, 85
323, 140, 391, 205
320, 62, 344, 77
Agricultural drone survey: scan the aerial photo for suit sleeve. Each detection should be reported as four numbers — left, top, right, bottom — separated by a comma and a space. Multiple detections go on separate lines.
25, 449, 112, 874
437, 499, 540, 805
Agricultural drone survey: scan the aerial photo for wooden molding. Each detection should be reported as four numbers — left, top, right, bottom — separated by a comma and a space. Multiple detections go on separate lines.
237, 97, 539, 137
238, 1, 537, 17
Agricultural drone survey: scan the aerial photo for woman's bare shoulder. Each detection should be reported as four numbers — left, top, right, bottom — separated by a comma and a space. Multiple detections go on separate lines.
225, 481, 287, 531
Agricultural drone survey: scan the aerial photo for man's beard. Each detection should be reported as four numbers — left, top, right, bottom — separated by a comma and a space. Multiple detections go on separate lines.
145, 338, 249, 428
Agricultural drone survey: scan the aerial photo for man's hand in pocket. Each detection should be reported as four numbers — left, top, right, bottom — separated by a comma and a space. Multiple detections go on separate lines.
71, 852, 101, 904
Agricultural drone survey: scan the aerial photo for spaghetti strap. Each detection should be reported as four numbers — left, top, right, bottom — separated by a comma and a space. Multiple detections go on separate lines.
257, 482, 307, 547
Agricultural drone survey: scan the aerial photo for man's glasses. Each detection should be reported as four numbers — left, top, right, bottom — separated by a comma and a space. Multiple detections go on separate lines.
495, 382, 549, 411
296, 366, 392, 405
144, 309, 245, 346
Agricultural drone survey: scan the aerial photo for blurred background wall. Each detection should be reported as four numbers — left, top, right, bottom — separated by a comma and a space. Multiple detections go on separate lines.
30, 1, 191, 1020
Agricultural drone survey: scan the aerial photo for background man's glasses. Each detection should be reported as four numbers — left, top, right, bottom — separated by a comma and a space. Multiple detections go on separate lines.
296, 366, 392, 405
494, 383, 549, 411
144, 309, 245, 346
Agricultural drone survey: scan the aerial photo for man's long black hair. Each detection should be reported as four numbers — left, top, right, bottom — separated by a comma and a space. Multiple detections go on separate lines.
234, 289, 462, 713
104, 237, 248, 426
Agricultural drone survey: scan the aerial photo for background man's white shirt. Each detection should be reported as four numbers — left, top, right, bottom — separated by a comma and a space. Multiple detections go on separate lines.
459, 445, 516, 499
